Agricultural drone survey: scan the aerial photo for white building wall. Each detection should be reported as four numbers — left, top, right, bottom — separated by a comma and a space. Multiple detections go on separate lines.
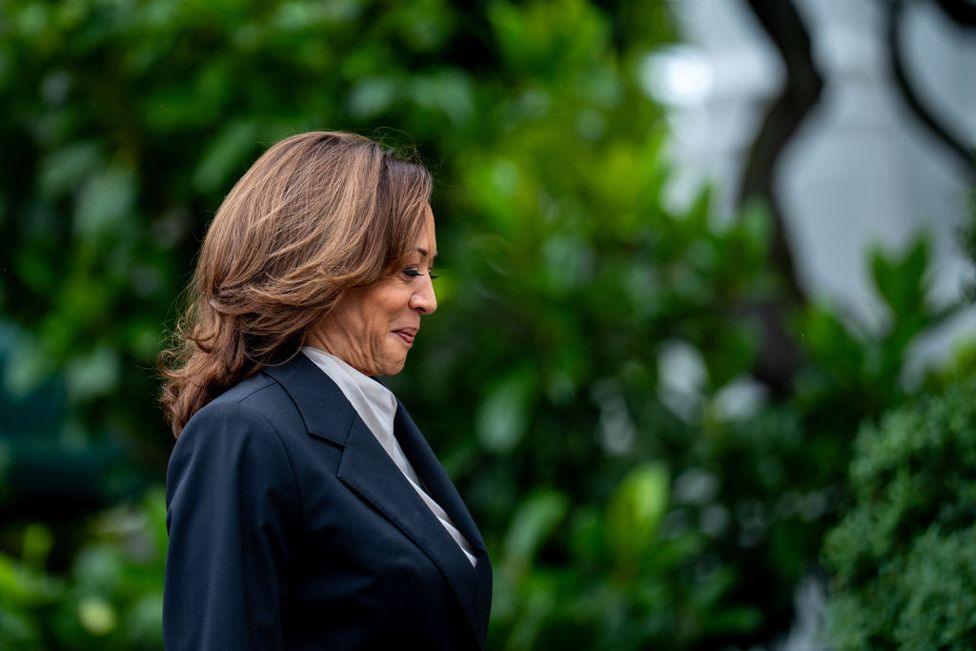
651, 0, 975, 376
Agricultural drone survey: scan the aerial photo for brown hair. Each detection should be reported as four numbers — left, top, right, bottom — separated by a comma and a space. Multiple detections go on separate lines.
157, 131, 433, 437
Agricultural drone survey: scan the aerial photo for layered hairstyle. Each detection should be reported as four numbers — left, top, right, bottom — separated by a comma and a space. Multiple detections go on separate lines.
158, 131, 433, 437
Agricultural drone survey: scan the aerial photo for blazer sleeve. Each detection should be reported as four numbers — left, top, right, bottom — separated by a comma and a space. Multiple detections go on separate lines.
163, 400, 300, 651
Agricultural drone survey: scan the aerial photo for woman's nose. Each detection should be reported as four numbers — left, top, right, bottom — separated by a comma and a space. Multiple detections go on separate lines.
410, 276, 437, 315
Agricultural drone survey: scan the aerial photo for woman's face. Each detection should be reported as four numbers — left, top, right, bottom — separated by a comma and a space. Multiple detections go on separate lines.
307, 209, 438, 377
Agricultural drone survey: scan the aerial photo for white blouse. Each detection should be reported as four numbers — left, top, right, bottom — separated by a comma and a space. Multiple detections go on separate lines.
301, 346, 478, 567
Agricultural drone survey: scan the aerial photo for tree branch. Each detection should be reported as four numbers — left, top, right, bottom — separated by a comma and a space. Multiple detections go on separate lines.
737, 0, 825, 396
885, 0, 976, 179
933, 0, 976, 27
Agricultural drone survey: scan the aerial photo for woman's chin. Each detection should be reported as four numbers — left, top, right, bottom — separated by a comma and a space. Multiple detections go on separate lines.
377, 356, 407, 377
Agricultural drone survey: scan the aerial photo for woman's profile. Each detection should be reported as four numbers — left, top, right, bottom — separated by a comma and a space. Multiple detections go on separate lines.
158, 131, 492, 650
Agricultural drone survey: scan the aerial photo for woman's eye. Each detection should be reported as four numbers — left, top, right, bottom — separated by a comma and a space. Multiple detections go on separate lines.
403, 266, 439, 280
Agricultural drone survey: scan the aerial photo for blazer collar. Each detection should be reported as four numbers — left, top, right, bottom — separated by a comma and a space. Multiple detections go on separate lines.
262, 352, 492, 645
261, 350, 359, 447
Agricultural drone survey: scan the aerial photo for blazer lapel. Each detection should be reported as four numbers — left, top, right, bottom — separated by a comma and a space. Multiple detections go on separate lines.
338, 419, 485, 644
393, 403, 494, 635
262, 352, 488, 645
393, 404, 486, 553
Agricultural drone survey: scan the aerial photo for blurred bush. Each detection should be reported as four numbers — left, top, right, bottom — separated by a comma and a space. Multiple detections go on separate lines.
0, 0, 972, 649
823, 374, 976, 650
0, 490, 166, 650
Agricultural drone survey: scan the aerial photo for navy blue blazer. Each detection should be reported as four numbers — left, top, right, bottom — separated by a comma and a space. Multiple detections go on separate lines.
163, 351, 493, 650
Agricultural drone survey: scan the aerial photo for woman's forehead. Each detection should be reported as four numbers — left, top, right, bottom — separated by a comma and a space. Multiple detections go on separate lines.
418, 209, 437, 257
414, 246, 437, 262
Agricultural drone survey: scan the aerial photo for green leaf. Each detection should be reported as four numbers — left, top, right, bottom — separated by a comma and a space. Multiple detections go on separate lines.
408, 69, 474, 126
502, 489, 568, 577
605, 462, 669, 567
21, 524, 53, 571
869, 236, 930, 323
347, 76, 398, 120
193, 120, 259, 193
78, 596, 117, 636
476, 368, 536, 453
0, 552, 62, 607
38, 142, 103, 199
64, 347, 121, 401
74, 166, 137, 240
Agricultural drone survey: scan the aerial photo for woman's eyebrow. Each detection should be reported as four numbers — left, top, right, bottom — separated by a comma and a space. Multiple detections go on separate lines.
416, 247, 438, 260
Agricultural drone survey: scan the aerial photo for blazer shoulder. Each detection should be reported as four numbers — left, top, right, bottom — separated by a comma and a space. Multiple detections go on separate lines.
203, 372, 300, 430
177, 373, 304, 455
210, 372, 277, 407
169, 378, 305, 517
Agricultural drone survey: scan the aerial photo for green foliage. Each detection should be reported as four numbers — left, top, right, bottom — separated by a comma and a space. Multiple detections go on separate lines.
797, 236, 956, 414
0, 491, 167, 650
604, 463, 668, 569
823, 379, 976, 650
490, 462, 759, 650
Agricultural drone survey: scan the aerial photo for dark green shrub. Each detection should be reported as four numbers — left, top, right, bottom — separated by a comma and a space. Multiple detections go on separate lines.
823, 378, 976, 650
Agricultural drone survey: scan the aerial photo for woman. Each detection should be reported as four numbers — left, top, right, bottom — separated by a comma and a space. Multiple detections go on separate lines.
158, 131, 492, 650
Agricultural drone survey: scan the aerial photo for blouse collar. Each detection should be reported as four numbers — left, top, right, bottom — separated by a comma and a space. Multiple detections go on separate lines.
300, 346, 397, 439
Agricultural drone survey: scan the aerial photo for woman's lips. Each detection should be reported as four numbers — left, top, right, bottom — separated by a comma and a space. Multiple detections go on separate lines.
393, 330, 416, 346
